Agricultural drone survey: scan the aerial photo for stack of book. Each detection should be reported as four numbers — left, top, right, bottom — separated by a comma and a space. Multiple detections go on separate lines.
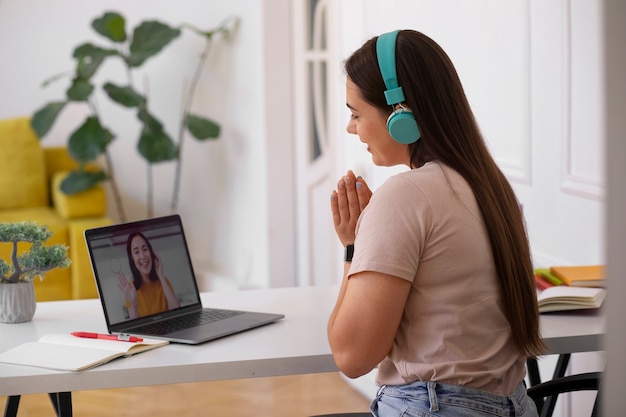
534, 265, 606, 313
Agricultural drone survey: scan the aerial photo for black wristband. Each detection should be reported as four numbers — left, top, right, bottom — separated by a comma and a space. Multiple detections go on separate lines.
344, 244, 354, 263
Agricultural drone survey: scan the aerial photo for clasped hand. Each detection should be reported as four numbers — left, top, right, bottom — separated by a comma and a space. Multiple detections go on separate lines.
330, 170, 373, 247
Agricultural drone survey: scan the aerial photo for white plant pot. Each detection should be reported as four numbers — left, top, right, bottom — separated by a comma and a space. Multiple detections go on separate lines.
0, 281, 37, 323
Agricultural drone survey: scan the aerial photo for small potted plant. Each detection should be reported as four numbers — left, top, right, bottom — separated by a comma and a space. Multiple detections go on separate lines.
0, 222, 71, 323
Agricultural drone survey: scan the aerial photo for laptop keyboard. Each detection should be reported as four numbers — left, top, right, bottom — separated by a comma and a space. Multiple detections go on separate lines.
132, 309, 245, 336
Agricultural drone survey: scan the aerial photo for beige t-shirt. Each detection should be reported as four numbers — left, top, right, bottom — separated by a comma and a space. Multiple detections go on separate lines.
348, 162, 526, 396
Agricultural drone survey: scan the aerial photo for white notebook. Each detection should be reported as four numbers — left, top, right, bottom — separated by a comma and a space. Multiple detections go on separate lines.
0, 333, 168, 371
537, 286, 606, 313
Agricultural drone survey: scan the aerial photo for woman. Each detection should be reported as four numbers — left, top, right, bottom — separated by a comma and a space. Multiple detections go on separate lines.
117, 232, 180, 318
329, 30, 544, 416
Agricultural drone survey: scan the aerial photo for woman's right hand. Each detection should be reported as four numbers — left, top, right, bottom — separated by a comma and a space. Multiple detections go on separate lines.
330, 170, 372, 246
117, 272, 137, 306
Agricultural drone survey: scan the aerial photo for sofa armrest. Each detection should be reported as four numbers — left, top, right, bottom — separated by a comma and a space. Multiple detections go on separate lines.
43, 147, 80, 177
51, 171, 107, 220
68, 218, 114, 299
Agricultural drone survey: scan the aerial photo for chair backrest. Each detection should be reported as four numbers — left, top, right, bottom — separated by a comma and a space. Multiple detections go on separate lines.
0, 117, 49, 210
526, 372, 602, 417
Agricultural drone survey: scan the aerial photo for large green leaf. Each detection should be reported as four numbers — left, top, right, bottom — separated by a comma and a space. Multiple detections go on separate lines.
138, 128, 178, 163
68, 117, 114, 162
60, 169, 107, 195
73, 42, 118, 60
103, 83, 145, 107
31, 101, 66, 138
137, 111, 177, 163
137, 107, 164, 132
73, 43, 118, 79
66, 78, 94, 101
128, 21, 181, 67
186, 114, 220, 140
92, 11, 127, 43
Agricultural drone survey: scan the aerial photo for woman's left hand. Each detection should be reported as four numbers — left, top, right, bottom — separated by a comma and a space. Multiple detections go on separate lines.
330, 170, 372, 246
154, 253, 165, 279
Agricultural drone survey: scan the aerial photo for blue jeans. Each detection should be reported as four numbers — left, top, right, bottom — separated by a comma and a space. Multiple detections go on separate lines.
370, 381, 538, 417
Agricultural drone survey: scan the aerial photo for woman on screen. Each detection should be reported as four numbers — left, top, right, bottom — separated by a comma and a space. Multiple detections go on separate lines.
117, 232, 180, 318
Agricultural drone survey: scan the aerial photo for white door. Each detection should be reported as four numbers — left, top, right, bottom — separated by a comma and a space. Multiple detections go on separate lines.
293, 0, 345, 286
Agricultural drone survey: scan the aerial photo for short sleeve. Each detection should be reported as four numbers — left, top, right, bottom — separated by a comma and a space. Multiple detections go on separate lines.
349, 174, 434, 282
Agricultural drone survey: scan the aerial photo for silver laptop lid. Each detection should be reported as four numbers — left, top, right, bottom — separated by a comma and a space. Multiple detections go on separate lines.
85, 215, 203, 332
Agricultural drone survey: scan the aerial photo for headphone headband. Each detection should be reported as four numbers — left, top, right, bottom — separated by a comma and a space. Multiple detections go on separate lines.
375, 30, 421, 144
376, 31, 405, 105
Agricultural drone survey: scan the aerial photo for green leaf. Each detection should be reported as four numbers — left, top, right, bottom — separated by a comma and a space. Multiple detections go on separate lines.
186, 114, 220, 140
92, 11, 127, 43
73, 43, 118, 60
138, 128, 178, 163
128, 21, 181, 67
19, 244, 71, 269
31, 102, 66, 138
41, 71, 73, 88
0, 259, 10, 279
18, 244, 71, 281
137, 111, 177, 163
66, 78, 94, 101
73, 43, 118, 79
68, 117, 114, 162
181, 16, 239, 40
137, 107, 164, 132
103, 83, 146, 107
0, 222, 52, 243
60, 169, 107, 194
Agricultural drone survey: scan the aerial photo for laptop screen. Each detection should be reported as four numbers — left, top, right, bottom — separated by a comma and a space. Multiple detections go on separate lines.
85, 215, 202, 327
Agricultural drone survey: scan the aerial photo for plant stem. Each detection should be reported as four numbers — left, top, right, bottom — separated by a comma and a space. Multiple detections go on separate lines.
8, 241, 21, 283
104, 151, 127, 222
147, 163, 153, 218
87, 98, 126, 222
171, 37, 214, 210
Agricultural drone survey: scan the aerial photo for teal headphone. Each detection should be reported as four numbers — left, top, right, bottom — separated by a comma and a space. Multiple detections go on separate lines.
376, 30, 421, 144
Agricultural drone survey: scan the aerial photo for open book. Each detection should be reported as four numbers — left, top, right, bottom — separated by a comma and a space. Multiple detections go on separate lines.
0, 333, 168, 371
537, 286, 607, 313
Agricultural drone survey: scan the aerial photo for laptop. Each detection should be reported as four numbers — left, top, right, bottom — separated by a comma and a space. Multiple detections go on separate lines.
84, 214, 284, 344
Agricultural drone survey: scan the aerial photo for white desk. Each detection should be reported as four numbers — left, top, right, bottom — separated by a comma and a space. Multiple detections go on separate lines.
539, 308, 604, 354
0, 286, 605, 398
0, 286, 337, 397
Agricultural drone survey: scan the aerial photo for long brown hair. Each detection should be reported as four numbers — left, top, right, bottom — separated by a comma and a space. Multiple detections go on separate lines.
345, 30, 545, 357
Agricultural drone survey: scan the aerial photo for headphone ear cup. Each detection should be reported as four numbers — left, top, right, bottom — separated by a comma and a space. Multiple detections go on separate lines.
387, 108, 421, 144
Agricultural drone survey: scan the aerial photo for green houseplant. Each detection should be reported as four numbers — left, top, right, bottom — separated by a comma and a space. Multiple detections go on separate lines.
31, 11, 238, 220
0, 222, 71, 323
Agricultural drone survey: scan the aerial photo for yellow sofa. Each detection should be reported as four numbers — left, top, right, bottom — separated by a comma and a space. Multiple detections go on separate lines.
0, 117, 113, 301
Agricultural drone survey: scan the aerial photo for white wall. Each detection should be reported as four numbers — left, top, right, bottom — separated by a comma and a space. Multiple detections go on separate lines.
0, 0, 297, 290
334, 0, 606, 267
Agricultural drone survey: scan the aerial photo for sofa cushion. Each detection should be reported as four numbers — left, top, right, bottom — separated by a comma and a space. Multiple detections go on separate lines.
52, 171, 107, 219
0, 117, 48, 210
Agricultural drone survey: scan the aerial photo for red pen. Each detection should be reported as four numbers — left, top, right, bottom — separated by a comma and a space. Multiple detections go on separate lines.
71, 331, 143, 342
